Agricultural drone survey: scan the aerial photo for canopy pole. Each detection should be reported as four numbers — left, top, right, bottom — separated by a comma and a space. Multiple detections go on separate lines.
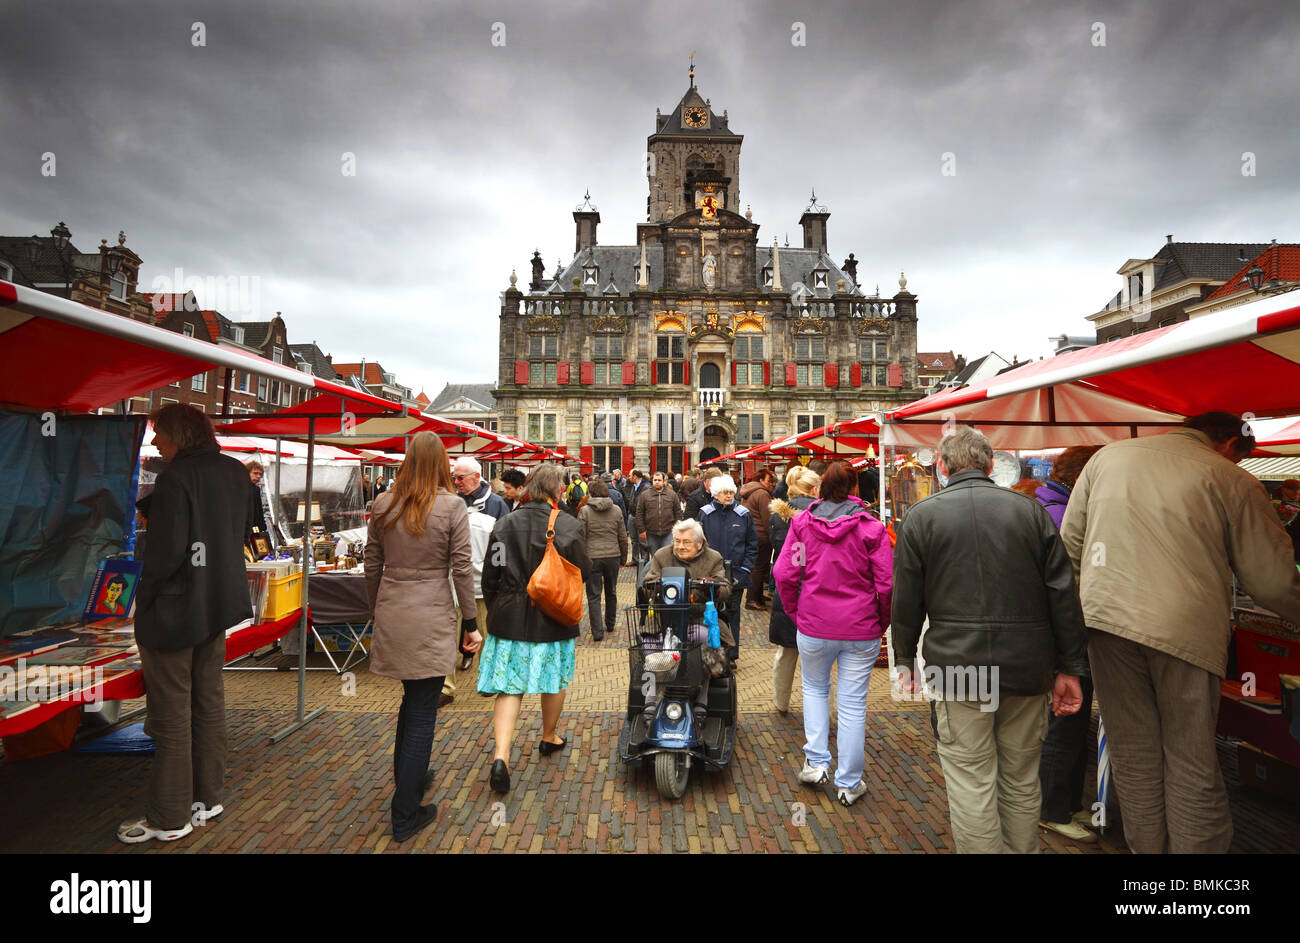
271, 415, 326, 742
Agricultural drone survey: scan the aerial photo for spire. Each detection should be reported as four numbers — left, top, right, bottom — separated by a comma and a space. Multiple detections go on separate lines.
638, 234, 649, 289
772, 237, 783, 292
689, 50, 696, 89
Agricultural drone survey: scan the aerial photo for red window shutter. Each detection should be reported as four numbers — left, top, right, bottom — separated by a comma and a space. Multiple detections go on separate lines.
580, 361, 594, 385
683, 450, 691, 472
580, 445, 593, 469
514, 360, 529, 384
622, 361, 635, 385
683, 362, 690, 386
731, 362, 737, 384
763, 361, 770, 386
556, 361, 570, 385
785, 362, 797, 386
622, 446, 635, 471
649, 448, 657, 475
825, 363, 839, 387
851, 363, 862, 387
650, 360, 658, 383
888, 364, 903, 387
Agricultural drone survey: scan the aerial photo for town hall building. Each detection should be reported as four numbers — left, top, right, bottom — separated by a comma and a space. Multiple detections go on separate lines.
493, 68, 923, 474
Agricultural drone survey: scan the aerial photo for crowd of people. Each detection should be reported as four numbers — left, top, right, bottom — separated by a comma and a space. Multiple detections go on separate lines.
121, 403, 1300, 852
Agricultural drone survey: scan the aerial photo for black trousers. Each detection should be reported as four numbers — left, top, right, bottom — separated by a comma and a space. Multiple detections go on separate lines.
586, 556, 621, 635
1039, 674, 1094, 822
392, 676, 446, 836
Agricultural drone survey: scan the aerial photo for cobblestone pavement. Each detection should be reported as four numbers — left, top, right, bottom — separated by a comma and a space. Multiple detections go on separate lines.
2, 567, 1298, 853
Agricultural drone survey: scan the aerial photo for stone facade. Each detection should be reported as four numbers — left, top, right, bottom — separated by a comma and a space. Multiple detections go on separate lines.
493, 78, 923, 475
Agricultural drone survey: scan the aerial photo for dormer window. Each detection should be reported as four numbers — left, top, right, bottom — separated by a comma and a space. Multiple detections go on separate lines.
182, 323, 194, 338
763, 266, 773, 288
231, 326, 245, 344
583, 266, 598, 287
813, 270, 829, 291
109, 272, 128, 301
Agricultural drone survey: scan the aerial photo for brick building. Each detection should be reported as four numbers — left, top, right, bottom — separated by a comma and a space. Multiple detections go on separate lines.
493, 72, 923, 474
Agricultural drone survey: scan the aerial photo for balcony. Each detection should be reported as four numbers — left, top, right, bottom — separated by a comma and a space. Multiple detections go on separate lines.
698, 388, 726, 410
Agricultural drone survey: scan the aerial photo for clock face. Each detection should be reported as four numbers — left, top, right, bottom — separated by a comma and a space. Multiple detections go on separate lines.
684, 107, 708, 129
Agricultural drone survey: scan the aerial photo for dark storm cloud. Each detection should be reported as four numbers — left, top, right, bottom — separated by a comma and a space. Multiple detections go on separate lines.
2, 0, 1297, 389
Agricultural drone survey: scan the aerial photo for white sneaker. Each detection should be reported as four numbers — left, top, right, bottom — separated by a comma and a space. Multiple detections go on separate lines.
798, 761, 830, 786
837, 780, 868, 807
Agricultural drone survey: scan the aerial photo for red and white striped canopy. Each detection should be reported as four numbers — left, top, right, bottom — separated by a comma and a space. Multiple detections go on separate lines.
881, 296, 1300, 450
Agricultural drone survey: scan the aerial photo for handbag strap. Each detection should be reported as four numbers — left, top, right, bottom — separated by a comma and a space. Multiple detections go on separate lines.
546, 505, 560, 541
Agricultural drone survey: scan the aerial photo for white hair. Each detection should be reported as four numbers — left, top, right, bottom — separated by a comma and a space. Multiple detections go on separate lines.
710, 474, 737, 497
452, 456, 482, 475
672, 519, 705, 545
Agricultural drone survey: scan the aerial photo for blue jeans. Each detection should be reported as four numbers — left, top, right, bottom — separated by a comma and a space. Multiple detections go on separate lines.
392, 676, 445, 836
797, 633, 881, 789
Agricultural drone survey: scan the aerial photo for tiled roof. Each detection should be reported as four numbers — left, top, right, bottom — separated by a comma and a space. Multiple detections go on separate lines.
288, 343, 338, 381
916, 351, 956, 372
1154, 241, 1269, 291
415, 391, 431, 407
334, 362, 386, 386
0, 235, 79, 283
1206, 244, 1300, 300
430, 383, 497, 412
655, 84, 739, 138
240, 322, 273, 349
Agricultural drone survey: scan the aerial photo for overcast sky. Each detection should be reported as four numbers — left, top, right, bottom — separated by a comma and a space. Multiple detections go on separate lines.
3, 0, 1297, 395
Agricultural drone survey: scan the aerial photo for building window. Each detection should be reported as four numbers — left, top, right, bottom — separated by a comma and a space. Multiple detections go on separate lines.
763, 266, 773, 288
874, 365, 888, 386
734, 336, 763, 384
192, 372, 208, 393
109, 272, 128, 301
593, 335, 623, 384
594, 412, 623, 443
1158, 317, 1176, 328
591, 445, 621, 473
257, 376, 268, 401
530, 335, 559, 385
656, 335, 685, 383
735, 413, 765, 445
795, 414, 826, 435
655, 412, 684, 443
526, 413, 558, 443
813, 269, 828, 291
654, 446, 685, 475
583, 265, 598, 288
182, 323, 195, 338
231, 326, 245, 345
794, 336, 825, 387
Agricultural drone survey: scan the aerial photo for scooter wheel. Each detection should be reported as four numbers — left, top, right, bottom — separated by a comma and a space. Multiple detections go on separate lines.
654, 752, 690, 800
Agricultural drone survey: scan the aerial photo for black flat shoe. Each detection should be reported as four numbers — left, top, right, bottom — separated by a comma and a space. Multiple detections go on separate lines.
458, 654, 474, 672
538, 736, 567, 757
393, 803, 438, 842
490, 759, 510, 793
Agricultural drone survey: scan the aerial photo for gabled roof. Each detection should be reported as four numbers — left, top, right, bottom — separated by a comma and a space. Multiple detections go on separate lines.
916, 351, 956, 372
415, 390, 431, 408
1206, 244, 1300, 300
654, 84, 738, 137
240, 321, 274, 349
1155, 242, 1269, 291
334, 361, 387, 386
0, 235, 82, 283
288, 342, 338, 381
431, 382, 497, 413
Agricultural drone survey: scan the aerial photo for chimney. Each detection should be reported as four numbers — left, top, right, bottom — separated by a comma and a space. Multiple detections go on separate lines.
841, 252, 859, 283
573, 190, 600, 254
529, 250, 545, 290
799, 190, 829, 254
1166, 234, 1174, 244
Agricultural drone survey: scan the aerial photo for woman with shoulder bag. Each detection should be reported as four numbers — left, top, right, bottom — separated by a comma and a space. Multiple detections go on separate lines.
768, 466, 820, 714
365, 431, 480, 842
479, 463, 592, 793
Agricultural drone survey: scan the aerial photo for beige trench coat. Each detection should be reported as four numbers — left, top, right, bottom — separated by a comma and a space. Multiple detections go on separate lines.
364, 490, 475, 680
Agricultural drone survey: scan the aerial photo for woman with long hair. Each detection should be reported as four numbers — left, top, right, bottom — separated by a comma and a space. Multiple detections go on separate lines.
365, 431, 480, 842
479, 463, 591, 793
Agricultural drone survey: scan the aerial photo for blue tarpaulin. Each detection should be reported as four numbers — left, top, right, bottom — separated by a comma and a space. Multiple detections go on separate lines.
0, 412, 144, 636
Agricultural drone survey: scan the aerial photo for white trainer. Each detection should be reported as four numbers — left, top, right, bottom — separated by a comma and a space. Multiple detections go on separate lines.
837, 780, 869, 807
798, 762, 830, 786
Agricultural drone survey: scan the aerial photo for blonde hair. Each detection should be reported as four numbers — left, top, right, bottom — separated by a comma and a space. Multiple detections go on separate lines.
786, 465, 820, 498
375, 431, 454, 535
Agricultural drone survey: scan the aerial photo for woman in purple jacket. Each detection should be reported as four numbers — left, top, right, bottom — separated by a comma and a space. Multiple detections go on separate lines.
773, 462, 893, 807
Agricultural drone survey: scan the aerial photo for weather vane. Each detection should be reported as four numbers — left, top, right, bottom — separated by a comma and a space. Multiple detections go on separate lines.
689, 50, 695, 86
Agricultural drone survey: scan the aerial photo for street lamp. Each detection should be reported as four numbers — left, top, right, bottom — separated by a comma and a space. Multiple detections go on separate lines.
50, 222, 75, 298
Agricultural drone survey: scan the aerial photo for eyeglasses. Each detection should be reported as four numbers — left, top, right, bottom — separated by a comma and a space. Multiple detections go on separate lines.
452, 474, 474, 481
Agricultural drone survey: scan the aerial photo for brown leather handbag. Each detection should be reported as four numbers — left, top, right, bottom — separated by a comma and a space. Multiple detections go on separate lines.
526, 506, 584, 625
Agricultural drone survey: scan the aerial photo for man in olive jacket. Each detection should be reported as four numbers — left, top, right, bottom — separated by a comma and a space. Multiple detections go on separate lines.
124, 405, 254, 844
1061, 413, 1300, 853
893, 426, 1086, 854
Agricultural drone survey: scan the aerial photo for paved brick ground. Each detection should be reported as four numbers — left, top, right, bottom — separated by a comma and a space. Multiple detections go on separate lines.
3, 568, 1298, 853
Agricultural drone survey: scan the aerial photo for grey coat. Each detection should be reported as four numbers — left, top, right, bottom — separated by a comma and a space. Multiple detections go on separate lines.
364, 489, 475, 680
579, 496, 628, 561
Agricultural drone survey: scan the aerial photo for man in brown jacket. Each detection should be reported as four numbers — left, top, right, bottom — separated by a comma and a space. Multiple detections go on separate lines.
636, 471, 682, 563
1061, 413, 1300, 853
740, 466, 776, 610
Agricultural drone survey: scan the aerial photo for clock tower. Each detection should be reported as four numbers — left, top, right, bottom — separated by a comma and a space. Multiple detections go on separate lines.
646, 61, 742, 224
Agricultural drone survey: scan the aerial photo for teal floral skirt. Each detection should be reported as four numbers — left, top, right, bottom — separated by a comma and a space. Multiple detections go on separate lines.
476, 635, 576, 695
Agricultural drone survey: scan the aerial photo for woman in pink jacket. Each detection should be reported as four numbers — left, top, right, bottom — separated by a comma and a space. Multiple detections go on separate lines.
773, 462, 893, 807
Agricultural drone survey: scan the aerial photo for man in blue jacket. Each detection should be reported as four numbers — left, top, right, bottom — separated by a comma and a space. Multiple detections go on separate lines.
698, 474, 757, 661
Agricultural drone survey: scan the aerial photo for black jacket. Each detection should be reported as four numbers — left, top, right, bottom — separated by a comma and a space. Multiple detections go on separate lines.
891, 469, 1088, 697
136, 443, 254, 651
247, 479, 269, 538
483, 501, 592, 643
767, 495, 816, 647
684, 485, 713, 521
